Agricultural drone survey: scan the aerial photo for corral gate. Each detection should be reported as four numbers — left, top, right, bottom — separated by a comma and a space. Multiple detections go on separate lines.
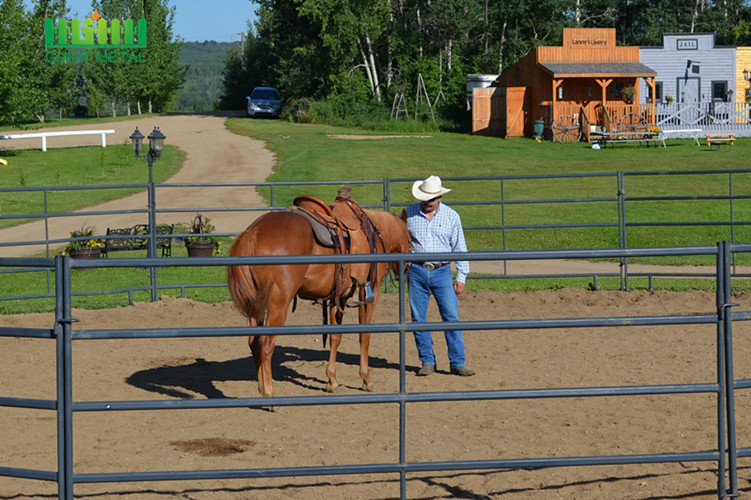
2, 242, 751, 499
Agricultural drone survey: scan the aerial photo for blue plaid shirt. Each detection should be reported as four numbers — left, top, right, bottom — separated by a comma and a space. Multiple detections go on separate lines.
405, 202, 470, 283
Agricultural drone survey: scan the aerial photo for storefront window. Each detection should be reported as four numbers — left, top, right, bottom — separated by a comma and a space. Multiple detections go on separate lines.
712, 81, 729, 102
647, 82, 663, 103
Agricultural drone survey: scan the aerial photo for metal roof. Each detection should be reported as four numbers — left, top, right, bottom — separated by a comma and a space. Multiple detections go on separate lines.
539, 62, 657, 78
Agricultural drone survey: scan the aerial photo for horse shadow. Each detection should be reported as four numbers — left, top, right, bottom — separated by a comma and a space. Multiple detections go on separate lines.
125, 344, 406, 399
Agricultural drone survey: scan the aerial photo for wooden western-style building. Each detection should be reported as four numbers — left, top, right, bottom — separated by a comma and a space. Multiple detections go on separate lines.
737, 47, 751, 104
473, 28, 658, 142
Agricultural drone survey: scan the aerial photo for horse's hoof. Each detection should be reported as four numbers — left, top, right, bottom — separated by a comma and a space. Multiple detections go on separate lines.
363, 384, 378, 392
261, 405, 282, 413
326, 385, 341, 393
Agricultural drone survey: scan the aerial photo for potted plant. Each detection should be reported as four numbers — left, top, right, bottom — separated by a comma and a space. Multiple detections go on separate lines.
179, 213, 219, 257
64, 225, 104, 258
621, 86, 636, 103
665, 96, 674, 105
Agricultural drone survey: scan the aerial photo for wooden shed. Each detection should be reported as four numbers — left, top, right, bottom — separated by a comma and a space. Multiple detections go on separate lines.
485, 28, 658, 142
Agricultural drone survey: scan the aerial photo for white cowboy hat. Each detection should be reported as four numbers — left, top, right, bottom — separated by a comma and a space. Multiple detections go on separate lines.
412, 175, 451, 201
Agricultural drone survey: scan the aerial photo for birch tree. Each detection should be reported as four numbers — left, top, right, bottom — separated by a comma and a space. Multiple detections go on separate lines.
297, 0, 391, 101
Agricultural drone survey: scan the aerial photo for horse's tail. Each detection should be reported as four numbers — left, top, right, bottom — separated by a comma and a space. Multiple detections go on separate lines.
227, 227, 269, 323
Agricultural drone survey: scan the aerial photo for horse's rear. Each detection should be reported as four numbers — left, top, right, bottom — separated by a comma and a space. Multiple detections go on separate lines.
228, 211, 335, 398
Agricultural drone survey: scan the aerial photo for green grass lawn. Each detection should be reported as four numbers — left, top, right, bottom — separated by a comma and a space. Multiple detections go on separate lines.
225, 119, 751, 261
3, 116, 751, 313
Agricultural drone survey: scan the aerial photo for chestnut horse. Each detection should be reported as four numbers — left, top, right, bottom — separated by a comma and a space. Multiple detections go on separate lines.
227, 199, 410, 399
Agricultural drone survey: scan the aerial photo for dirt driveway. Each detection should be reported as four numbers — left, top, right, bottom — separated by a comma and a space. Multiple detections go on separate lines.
1, 111, 271, 258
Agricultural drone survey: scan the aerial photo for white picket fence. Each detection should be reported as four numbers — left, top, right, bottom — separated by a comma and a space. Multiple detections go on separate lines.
657, 102, 751, 137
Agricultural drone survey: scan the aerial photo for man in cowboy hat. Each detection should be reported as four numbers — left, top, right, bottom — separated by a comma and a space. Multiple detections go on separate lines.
405, 175, 474, 376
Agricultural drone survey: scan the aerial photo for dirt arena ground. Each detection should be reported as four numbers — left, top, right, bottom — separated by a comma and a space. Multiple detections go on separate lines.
4, 288, 751, 499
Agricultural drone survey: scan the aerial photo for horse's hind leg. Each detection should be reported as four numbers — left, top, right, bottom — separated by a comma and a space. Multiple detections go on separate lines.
247, 315, 277, 401
249, 333, 277, 399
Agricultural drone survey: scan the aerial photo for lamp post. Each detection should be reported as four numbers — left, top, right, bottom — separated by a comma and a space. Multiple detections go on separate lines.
129, 126, 166, 302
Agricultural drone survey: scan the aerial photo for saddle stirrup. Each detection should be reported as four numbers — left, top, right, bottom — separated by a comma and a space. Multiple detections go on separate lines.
351, 281, 375, 305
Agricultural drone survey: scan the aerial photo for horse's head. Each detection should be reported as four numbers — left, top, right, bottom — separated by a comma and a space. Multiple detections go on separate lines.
364, 209, 412, 279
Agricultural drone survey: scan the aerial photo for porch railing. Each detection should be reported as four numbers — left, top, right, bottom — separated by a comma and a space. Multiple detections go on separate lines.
541, 101, 751, 139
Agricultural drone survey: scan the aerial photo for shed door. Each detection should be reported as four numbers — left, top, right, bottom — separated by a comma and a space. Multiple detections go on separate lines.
504, 87, 527, 137
471, 87, 503, 136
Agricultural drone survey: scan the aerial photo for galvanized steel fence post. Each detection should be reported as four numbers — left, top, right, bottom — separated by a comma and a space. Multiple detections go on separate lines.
617, 171, 627, 291
719, 241, 739, 496
55, 254, 75, 499
383, 178, 391, 212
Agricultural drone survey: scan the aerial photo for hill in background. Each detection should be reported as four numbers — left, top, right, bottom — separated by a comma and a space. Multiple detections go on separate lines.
173, 41, 240, 112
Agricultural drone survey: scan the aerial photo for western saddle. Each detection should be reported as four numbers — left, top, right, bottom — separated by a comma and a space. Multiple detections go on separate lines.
286, 188, 381, 319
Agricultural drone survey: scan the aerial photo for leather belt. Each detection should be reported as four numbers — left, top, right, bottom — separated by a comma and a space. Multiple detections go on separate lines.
419, 262, 449, 270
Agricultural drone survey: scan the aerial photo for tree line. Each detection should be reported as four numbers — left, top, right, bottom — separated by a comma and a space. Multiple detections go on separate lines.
172, 41, 239, 113
4, 1, 751, 126
0, 0, 183, 126
220, 0, 751, 124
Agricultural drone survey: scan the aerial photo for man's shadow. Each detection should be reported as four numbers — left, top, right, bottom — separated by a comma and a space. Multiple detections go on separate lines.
125, 344, 403, 399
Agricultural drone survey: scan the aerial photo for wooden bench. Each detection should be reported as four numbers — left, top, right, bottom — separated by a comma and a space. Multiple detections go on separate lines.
103, 224, 174, 257
590, 130, 660, 148
706, 133, 735, 148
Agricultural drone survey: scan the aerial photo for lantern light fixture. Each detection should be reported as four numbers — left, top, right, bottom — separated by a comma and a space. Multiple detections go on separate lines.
128, 126, 167, 302
129, 127, 144, 157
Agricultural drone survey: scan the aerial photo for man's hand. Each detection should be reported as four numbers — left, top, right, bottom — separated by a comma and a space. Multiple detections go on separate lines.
454, 281, 465, 295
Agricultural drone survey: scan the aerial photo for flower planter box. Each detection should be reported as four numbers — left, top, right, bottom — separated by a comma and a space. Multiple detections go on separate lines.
69, 248, 102, 259
185, 241, 216, 257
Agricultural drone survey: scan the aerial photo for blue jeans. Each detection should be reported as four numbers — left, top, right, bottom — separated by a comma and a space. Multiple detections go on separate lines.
408, 264, 466, 369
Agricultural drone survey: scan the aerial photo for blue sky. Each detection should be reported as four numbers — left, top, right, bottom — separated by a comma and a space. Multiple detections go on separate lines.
27, 0, 258, 42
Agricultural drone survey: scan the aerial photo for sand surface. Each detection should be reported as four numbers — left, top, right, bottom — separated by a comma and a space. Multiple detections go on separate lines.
3, 288, 751, 498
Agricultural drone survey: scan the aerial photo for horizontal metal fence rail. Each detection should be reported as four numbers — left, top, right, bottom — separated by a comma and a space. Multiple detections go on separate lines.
3, 171, 751, 303
1, 244, 749, 498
